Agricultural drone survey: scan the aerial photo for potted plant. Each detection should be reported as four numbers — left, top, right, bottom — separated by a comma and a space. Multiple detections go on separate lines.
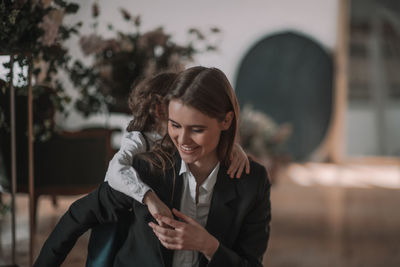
239, 105, 292, 183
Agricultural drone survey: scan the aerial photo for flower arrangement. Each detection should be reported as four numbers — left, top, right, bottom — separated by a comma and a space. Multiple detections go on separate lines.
239, 105, 292, 158
69, 4, 220, 115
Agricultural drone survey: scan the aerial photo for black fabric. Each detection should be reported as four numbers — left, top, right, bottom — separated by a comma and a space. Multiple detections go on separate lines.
86, 131, 151, 267
34, 156, 271, 267
86, 214, 131, 267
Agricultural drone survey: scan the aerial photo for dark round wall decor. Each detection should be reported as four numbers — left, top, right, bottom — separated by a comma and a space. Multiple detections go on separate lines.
235, 31, 333, 161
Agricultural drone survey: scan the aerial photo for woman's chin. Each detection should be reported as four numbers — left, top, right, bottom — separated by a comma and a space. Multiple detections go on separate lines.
177, 146, 200, 162
179, 152, 198, 164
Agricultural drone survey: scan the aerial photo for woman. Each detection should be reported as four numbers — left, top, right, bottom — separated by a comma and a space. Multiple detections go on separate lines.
34, 66, 271, 267
88, 70, 250, 266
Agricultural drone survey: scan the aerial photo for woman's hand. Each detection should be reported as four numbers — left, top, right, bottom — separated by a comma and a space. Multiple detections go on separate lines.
149, 209, 219, 260
143, 190, 173, 227
227, 143, 250, 178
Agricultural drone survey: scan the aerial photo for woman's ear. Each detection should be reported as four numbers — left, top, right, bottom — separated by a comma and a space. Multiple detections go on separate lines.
221, 111, 234, 130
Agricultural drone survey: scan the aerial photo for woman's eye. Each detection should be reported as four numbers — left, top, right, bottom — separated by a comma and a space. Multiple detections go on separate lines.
192, 128, 204, 133
171, 123, 180, 128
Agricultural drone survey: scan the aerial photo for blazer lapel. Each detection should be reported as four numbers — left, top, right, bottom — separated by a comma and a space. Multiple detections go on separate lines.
162, 161, 238, 267
205, 164, 238, 244
198, 165, 238, 266
160, 159, 184, 267
171, 159, 184, 210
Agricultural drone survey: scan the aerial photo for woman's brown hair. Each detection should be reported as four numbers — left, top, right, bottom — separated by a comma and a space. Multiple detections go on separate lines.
166, 66, 240, 167
140, 66, 240, 204
149, 66, 240, 169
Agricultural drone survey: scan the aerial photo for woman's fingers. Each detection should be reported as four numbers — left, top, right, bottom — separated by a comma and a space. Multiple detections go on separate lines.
149, 222, 176, 236
158, 239, 183, 250
150, 223, 178, 241
172, 208, 197, 225
149, 222, 184, 250
153, 213, 185, 229
150, 210, 215, 253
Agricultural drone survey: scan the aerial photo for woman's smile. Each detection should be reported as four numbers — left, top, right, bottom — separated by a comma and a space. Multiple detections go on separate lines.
179, 144, 199, 153
168, 99, 224, 170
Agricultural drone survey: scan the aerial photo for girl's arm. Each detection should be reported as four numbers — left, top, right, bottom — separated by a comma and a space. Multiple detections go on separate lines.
227, 143, 250, 178
105, 131, 151, 203
106, 131, 173, 223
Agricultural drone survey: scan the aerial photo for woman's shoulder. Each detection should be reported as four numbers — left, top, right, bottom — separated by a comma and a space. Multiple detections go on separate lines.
235, 159, 270, 188
249, 159, 268, 175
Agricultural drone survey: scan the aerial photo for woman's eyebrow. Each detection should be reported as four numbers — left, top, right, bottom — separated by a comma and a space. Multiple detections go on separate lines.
168, 119, 207, 128
168, 119, 179, 125
190, 125, 207, 129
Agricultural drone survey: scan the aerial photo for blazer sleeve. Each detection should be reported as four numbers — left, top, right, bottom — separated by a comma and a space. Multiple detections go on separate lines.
34, 181, 136, 267
207, 165, 271, 267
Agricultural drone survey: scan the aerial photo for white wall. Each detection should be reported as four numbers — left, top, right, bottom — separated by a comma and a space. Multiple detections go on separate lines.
60, 0, 339, 139
68, 0, 338, 80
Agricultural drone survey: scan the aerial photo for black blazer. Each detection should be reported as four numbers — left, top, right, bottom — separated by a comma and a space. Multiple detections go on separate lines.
34, 156, 271, 267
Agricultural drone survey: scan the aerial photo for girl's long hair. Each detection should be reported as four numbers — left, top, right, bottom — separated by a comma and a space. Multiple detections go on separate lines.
126, 72, 177, 133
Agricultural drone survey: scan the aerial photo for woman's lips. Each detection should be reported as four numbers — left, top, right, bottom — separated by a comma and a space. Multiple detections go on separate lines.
179, 144, 199, 154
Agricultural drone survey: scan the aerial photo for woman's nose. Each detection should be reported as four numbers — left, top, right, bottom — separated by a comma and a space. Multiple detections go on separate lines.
178, 129, 190, 144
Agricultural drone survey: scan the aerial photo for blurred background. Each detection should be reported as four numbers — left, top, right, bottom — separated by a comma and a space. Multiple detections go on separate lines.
0, 0, 399, 266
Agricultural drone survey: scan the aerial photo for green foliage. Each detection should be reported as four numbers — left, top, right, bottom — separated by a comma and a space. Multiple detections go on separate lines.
0, 0, 81, 141
0, 0, 45, 53
69, 5, 220, 115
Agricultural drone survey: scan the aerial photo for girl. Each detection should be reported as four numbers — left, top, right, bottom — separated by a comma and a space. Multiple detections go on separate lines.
35, 67, 270, 267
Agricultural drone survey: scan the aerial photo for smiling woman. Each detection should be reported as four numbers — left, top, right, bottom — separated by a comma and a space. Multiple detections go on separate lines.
34, 66, 271, 267
168, 100, 232, 181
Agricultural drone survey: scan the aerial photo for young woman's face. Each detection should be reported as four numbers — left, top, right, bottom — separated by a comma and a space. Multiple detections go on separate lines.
168, 99, 229, 169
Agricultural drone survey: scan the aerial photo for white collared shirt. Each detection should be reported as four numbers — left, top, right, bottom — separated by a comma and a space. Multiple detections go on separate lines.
172, 160, 220, 267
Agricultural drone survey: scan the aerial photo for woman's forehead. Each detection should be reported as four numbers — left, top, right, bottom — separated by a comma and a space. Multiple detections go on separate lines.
168, 100, 217, 125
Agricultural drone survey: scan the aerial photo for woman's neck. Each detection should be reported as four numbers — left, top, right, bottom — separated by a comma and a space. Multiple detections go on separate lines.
188, 155, 219, 185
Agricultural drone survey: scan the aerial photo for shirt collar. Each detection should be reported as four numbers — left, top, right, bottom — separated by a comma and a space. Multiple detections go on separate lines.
179, 160, 190, 176
179, 160, 220, 192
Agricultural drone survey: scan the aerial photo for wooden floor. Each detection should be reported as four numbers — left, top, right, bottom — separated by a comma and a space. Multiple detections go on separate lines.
1, 162, 400, 267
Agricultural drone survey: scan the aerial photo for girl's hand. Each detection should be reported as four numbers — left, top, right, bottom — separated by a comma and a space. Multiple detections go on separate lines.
143, 190, 173, 227
227, 143, 250, 178
149, 209, 219, 260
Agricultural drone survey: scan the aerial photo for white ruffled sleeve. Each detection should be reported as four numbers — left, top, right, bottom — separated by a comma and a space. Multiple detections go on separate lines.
105, 131, 152, 203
